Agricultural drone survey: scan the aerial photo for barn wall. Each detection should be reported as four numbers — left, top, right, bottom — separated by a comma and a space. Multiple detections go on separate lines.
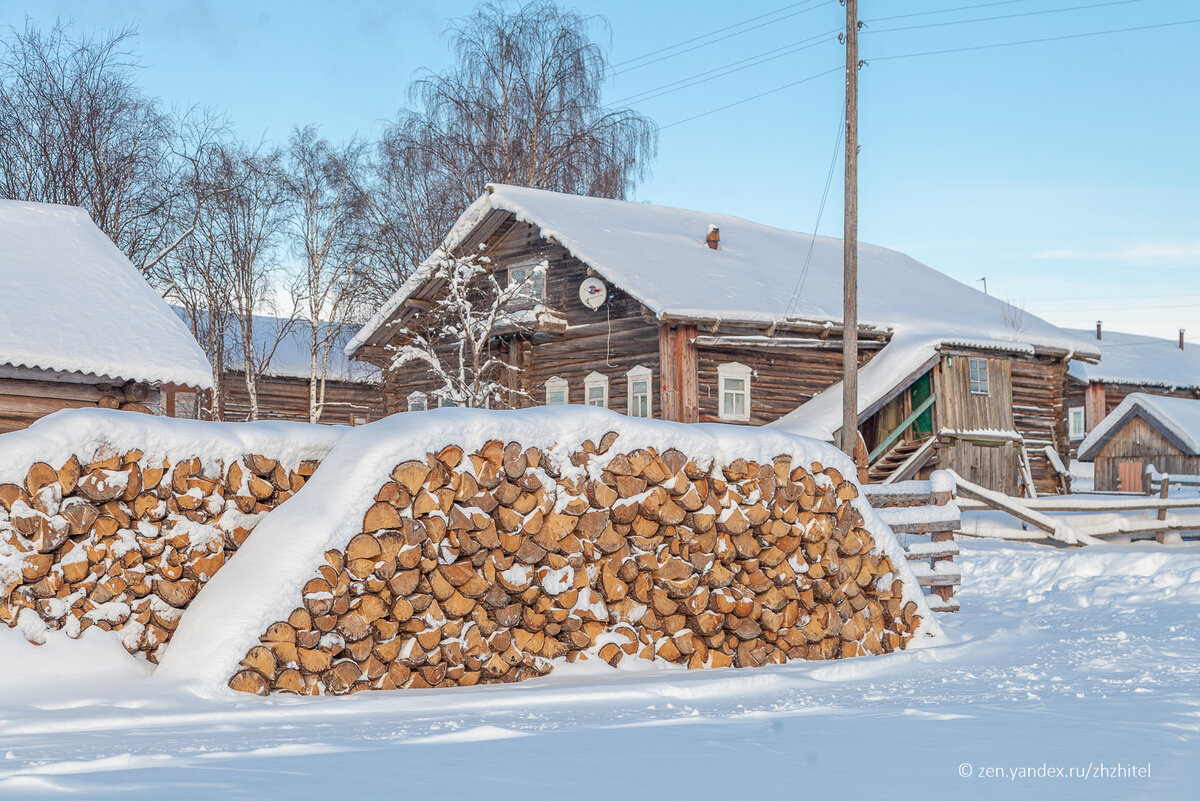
0, 375, 159, 434
1092, 415, 1197, 492
221, 373, 385, 425
1009, 355, 1070, 495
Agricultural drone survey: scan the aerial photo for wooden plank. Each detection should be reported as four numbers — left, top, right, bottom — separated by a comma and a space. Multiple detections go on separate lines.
677, 324, 698, 423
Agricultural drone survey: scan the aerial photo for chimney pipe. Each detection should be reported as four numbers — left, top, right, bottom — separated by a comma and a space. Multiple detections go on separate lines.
1096, 320, 1102, 341
1181, 329, 1186, 350
706, 224, 720, 250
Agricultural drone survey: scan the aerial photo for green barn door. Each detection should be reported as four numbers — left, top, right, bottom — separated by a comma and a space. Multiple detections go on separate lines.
910, 372, 934, 437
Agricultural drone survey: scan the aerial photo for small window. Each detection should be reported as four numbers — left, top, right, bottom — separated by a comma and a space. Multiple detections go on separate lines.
627, 365, 651, 418
1069, 406, 1086, 440
175, 392, 197, 420
545, 376, 568, 405
717, 362, 752, 422
584, 372, 608, 408
407, 392, 428, 412
437, 396, 455, 408
508, 260, 546, 304
968, 358, 989, 395
351, 414, 368, 426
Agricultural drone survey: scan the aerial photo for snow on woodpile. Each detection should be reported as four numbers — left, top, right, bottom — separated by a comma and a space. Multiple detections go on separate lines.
156, 406, 937, 696
1079, 392, 1200, 460
0, 200, 214, 388
1069, 328, 1200, 390
0, 409, 342, 661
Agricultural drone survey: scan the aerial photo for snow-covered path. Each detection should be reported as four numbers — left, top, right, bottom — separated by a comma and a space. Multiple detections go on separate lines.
2, 540, 1197, 799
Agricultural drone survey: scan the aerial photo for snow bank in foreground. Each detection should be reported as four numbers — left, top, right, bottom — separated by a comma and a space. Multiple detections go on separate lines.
157, 406, 937, 694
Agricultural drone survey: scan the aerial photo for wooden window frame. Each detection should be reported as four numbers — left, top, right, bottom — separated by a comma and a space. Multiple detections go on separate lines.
718, 361, 752, 422
584, 371, 608, 408
508, 259, 547, 305
968, 357, 990, 396
175, 390, 197, 420
627, 365, 652, 418
407, 392, 428, 412
545, 376, 568, 405
1068, 406, 1086, 440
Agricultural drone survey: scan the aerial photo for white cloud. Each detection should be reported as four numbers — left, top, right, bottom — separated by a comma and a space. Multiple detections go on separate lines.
1032, 241, 1200, 266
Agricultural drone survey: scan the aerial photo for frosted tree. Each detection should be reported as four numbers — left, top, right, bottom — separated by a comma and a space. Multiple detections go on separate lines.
391, 249, 545, 409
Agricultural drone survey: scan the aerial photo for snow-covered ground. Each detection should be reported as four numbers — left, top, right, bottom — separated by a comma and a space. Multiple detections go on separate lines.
1, 538, 1195, 800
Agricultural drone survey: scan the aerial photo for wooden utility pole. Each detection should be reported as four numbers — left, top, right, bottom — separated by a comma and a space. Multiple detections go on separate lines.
841, 0, 859, 457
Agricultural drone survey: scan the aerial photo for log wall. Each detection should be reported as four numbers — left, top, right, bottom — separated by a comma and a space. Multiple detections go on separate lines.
228, 435, 924, 696
1009, 355, 1070, 495
0, 375, 158, 434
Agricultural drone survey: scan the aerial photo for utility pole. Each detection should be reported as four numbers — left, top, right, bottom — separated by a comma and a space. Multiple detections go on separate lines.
841, 0, 859, 458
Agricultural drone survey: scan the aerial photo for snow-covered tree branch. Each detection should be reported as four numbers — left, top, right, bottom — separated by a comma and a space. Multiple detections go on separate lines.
391, 248, 545, 409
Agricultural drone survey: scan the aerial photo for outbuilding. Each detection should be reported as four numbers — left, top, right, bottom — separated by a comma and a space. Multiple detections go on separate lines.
0, 200, 213, 432
1077, 393, 1200, 492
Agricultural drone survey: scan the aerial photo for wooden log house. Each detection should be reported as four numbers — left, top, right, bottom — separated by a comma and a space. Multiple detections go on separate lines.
164, 315, 384, 425
0, 200, 214, 433
1077, 393, 1200, 492
1065, 325, 1200, 458
348, 185, 1099, 494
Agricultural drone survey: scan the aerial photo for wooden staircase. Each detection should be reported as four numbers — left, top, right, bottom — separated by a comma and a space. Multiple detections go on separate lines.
867, 437, 928, 483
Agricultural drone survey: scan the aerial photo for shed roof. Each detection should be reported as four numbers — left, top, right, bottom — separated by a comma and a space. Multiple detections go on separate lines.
1078, 393, 1200, 460
0, 200, 214, 388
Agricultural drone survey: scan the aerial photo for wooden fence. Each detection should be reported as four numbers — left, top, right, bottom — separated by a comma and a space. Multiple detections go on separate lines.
863, 471, 961, 613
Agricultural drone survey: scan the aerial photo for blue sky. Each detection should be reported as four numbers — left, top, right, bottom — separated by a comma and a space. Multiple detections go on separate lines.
6, 0, 1199, 343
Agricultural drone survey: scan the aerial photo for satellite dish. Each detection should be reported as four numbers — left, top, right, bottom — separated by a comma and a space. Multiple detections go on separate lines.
579, 277, 607, 310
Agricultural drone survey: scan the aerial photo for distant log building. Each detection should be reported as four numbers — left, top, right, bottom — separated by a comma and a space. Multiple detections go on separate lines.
164, 315, 384, 425
349, 185, 1099, 495
1077, 393, 1200, 492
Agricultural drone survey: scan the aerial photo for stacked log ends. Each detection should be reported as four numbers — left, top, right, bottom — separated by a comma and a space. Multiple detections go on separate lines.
231, 437, 920, 696
0, 451, 321, 662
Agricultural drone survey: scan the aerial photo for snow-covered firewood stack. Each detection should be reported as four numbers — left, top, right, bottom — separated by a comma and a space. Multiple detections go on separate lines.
0, 410, 341, 662
220, 414, 931, 696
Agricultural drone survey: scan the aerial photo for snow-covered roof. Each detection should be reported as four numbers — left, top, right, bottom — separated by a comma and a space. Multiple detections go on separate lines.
1078, 393, 1200, 460
0, 200, 214, 388
349, 184, 1099, 363
175, 309, 379, 384
1068, 329, 1200, 390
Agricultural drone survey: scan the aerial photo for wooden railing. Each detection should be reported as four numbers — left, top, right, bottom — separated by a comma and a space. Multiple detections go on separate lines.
867, 393, 936, 463
863, 470, 961, 612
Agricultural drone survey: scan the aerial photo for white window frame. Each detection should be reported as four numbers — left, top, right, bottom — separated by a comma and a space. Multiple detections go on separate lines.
968, 357, 990, 396
407, 391, 428, 412
436, 395, 455, 408
1069, 406, 1086, 440
717, 361, 752, 422
545, 376, 568, 405
627, 365, 652, 418
584, 371, 609, 408
508, 259, 547, 305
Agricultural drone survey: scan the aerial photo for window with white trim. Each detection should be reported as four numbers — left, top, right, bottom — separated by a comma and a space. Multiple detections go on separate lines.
1069, 406, 1086, 440
436, 396, 456, 408
968, 357, 990, 395
717, 362, 752, 422
407, 392, 428, 412
584, 372, 608, 408
508, 259, 546, 304
627, 365, 651, 417
545, 376, 568, 405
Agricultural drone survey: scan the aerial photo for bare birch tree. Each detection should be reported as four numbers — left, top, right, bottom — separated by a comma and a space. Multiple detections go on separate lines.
283, 126, 370, 423
0, 22, 176, 268
365, 0, 657, 299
